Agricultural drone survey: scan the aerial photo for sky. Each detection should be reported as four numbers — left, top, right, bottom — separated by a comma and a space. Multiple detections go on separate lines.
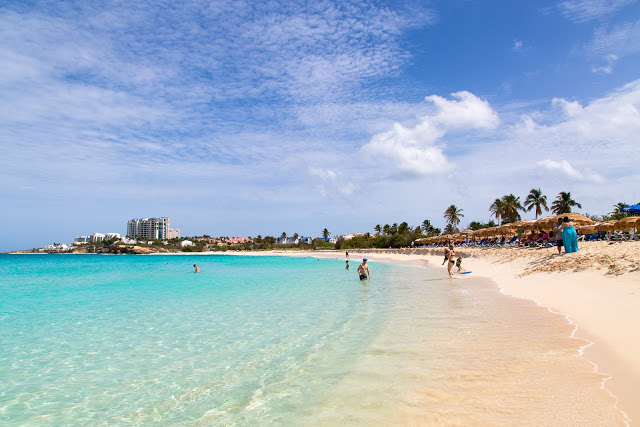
1, 0, 640, 251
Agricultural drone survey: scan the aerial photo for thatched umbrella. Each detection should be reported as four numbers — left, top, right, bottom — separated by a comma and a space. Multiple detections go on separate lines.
596, 221, 617, 232
536, 213, 595, 230
511, 219, 538, 232
614, 216, 640, 231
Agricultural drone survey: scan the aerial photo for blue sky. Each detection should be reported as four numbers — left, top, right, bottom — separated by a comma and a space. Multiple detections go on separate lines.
1, 0, 640, 251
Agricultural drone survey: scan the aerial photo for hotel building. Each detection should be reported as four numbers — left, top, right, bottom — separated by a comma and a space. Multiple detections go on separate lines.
127, 217, 180, 240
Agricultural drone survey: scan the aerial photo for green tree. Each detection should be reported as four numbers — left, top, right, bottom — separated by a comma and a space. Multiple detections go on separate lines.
490, 194, 523, 223
444, 205, 464, 228
524, 188, 549, 219
374, 224, 382, 235
421, 219, 439, 236
281, 232, 287, 242
391, 223, 398, 234
383, 224, 391, 235
322, 228, 330, 240
398, 222, 410, 234
610, 202, 629, 215
293, 232, 299, 240
443, 224, 456, 234
551, 191, 582, 214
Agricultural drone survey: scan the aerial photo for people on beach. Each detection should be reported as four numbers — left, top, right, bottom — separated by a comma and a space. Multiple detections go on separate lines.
357, 258, 370, 280
562, 217, 579, 253
345, 251, 349, 259
193, 264, 200, 273
442, 246, 450, 265
455, 257, 463, 273
554, 217, 564, 254
345, 260, 350, 270
447, 245, 455, 277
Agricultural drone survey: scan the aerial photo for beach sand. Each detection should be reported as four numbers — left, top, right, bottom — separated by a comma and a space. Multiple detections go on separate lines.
230, 241, 640, 423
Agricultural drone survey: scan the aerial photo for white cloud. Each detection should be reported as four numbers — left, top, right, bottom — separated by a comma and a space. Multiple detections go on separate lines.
559, 0, 636, 23
587, 19, 640, 61
361, 91, 498, 177
536, 159, 604, 183
309, 167, 358, 197
513, 39, 523, 52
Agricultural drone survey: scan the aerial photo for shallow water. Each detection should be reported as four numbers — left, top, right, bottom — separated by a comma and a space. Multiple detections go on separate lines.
0, 254, 627, 425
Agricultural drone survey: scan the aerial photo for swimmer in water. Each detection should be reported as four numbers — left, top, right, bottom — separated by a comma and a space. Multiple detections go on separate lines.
357, 259, 370, 280
193, 264, 200, 273
345, 260, 350, 270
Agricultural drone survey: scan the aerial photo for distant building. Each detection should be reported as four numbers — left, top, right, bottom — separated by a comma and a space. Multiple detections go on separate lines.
89, 233, 105, 242
277, 237, 299, 245
180, 240, 194, 247
74, 236, 89, 243
298, 237, 313, 244
104, 233, 120, 240
127, 217, 179, 240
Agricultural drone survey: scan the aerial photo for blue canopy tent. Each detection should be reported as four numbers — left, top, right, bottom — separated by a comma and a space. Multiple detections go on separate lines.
621, 204, 640, 214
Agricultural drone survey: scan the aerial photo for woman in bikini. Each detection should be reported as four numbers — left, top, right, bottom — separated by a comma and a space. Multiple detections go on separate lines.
447, 245, 455, 277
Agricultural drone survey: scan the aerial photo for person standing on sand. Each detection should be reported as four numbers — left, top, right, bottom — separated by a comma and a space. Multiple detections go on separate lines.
554, 217, 564, 254
447, 246, 455, 277
357, 259, 370, 280
346, 251, 349, 259
193, 264, 200, 273
562, 217, 579, 253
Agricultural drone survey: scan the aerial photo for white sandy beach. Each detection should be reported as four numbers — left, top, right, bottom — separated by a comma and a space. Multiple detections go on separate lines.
227, 241, 640, 423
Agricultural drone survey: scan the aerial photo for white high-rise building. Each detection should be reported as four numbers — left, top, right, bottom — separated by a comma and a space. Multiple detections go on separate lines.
127, 218, 179, 240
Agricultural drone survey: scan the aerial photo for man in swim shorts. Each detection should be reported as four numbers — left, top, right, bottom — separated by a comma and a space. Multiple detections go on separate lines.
357, 259, 370, 280
193, 264, 200, 273
554, 217, 564, 254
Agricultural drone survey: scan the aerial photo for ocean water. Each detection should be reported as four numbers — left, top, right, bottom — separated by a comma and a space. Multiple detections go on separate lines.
0, 254, 627, 425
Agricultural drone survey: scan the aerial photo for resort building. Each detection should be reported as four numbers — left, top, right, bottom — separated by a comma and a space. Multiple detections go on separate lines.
127, 217, 180, 240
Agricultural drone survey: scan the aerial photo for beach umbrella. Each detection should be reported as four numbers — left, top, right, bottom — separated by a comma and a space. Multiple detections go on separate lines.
596, 221, 616, 232
511, 220, 537, 232
621, 204, 640, 214
536, 213, 595, 229
615, 216, 640, 231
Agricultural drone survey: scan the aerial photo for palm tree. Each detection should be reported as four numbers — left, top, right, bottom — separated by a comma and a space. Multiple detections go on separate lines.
524, 188, 549, 219
422, 220, 432, 234
551, 191, 582, 214
610, 202, 629, 215
293, 232, 299, 240
374, 224, 382, 235
322, 228, 330, 240
490, 194, 523, 223
382, 224, 391, 235
398, 222, 409, 234
444, 205, 464, 228
281, 232, 287, 242
489, 198, 504, 223
391, 223, 398, 234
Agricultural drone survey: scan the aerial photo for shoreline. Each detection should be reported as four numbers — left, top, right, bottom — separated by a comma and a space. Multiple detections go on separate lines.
223, 244, 639, 424
6, 245, 638, 422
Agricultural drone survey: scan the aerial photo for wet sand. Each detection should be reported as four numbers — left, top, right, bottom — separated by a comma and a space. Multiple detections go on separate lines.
229, 241, 639, 423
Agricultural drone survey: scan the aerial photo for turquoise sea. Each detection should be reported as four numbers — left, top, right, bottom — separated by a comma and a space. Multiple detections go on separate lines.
0, 254, 627, 425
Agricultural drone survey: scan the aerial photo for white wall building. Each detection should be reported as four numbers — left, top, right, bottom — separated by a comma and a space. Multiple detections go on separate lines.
180, 240, 194, 247
127, 218, 178, 240
89, 233, 105, 242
